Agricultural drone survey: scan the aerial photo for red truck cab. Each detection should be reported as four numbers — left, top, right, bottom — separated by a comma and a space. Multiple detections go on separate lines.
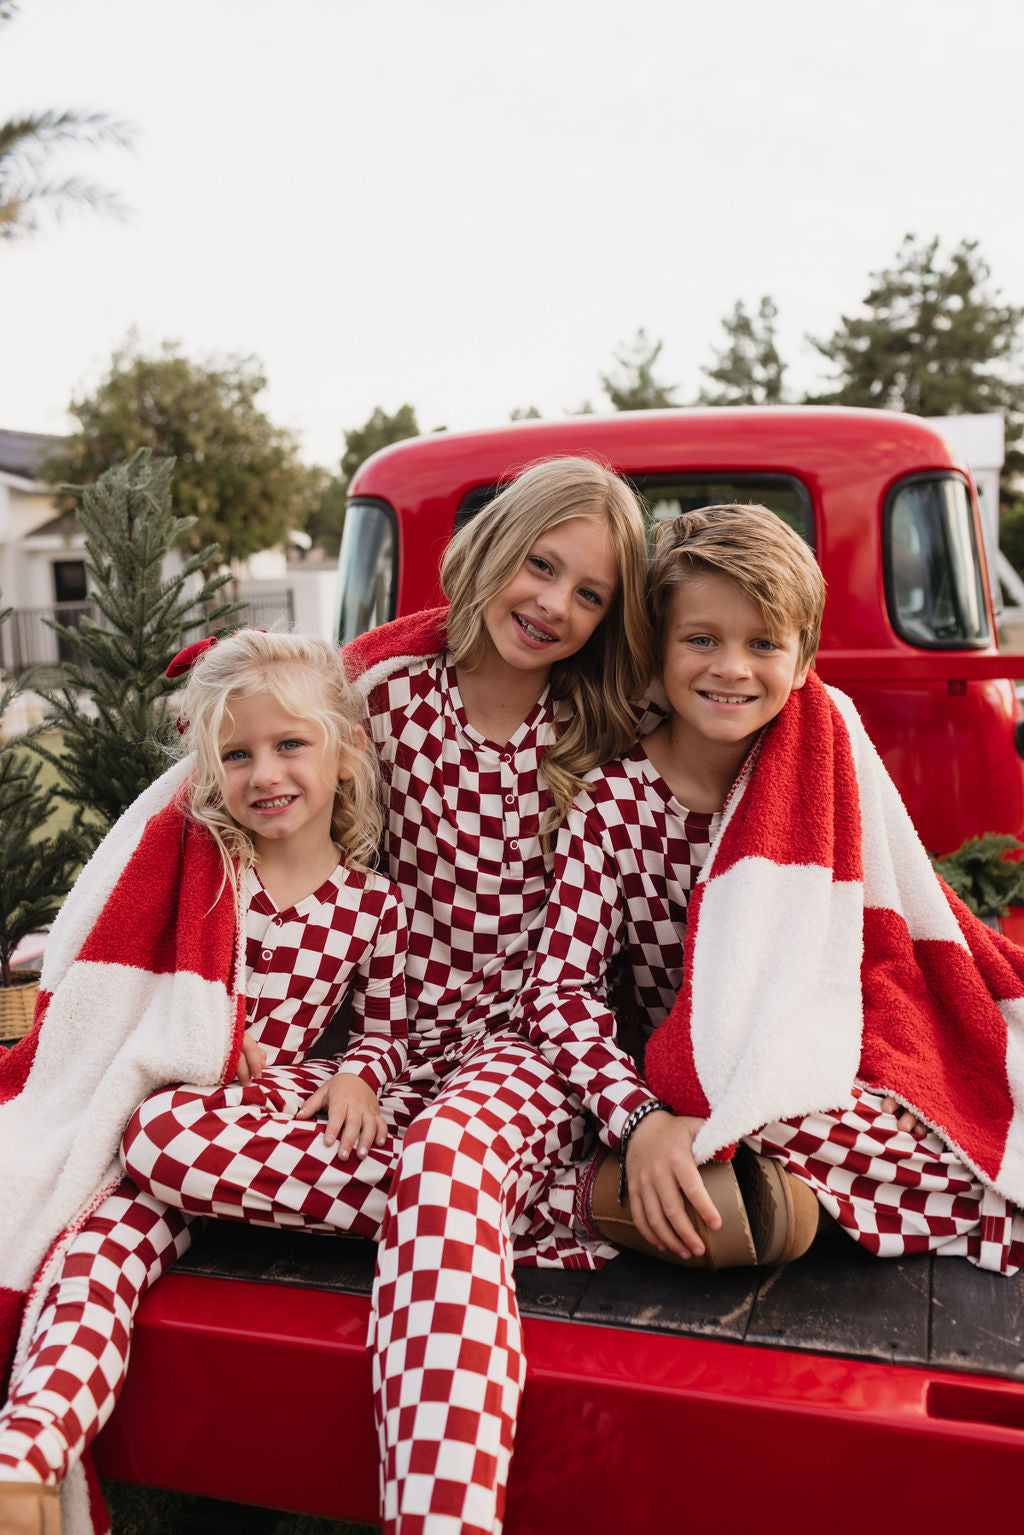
93, 408, 1024, 1531
339, 406, 1024, 853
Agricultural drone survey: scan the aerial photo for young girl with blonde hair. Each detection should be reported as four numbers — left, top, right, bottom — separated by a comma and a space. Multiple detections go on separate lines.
0, 629, 410, 1534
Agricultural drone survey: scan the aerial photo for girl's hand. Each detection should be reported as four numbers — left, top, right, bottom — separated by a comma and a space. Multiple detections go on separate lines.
880, 1096, 928, 1138
234, 1031, 267, 1085
625, 1111, 721, 1260
295, 1072, 387, 1161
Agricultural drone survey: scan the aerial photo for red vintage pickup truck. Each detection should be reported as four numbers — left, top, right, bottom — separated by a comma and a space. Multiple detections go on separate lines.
94, 408, 1024, 1531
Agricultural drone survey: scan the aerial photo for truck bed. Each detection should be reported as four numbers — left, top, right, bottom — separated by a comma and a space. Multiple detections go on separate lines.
94, 1220, 1024, 1532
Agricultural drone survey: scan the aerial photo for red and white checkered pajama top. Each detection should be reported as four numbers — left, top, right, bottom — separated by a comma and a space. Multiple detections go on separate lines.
516, 742, 720, 1143
241, 860, 409, 1092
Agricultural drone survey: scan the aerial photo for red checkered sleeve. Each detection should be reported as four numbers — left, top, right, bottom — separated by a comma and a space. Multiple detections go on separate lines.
516, 747, 719, 1145
517, 802, 652, 1144
333, 882, 410, 1094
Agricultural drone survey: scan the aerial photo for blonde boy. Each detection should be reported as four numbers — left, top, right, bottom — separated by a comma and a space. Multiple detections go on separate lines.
519, 504, 1019, 1275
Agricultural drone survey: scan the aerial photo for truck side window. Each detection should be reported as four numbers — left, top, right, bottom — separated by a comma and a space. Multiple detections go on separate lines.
336, 499, 397, 646
884, 476, 989, 649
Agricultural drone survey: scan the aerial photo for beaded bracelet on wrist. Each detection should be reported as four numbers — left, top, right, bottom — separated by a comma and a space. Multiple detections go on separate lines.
617, 1098, 669, 1203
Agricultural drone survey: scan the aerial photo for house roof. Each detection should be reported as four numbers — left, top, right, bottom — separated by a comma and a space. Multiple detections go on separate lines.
0, 429, 63, 481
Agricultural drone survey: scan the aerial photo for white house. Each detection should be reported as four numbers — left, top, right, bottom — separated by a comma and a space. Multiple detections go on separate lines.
0, 429, 339, 670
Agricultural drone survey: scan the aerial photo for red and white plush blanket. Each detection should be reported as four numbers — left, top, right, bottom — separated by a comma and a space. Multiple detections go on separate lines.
644, 672, 1024, 1206
342, 604, 448, 696
0, 761, 244, 1531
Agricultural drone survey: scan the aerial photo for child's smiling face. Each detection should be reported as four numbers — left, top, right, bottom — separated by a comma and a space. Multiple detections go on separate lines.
218, 691, 348, 855
660, 571, 809, 754
481, 514, 619, 679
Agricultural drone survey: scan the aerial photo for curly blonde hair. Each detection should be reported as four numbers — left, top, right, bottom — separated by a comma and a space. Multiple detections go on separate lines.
176, 629, 382, 882
440, 456, 655, 826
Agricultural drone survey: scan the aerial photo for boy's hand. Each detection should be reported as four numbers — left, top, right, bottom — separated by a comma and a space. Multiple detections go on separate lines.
233, 1031, 267, 1086
625, 1111, 722, 1260
295, 1072, 387, 1161
880, 1095, 928, 1138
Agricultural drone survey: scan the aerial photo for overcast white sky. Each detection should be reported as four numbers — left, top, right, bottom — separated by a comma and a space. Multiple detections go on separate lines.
1, 0, 1022, 469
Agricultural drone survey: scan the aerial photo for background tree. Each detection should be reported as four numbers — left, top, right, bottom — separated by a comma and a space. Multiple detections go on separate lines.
600, 328, 677, 410
306, 404, 420, 558
0, 4, 132, 242
809, 234, 1024, 500
36, 450, 237, 856
699, 296, 786, 405
44, 341, 322, 571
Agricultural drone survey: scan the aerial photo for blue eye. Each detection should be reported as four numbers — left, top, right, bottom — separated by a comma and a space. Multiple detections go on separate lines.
222, 748, 248, 762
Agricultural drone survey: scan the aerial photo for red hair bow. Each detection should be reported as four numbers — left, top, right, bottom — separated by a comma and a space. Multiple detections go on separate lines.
166, 636, 218, 680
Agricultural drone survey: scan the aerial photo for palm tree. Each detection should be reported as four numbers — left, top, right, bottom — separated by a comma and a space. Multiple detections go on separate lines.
0, 5, 132, 241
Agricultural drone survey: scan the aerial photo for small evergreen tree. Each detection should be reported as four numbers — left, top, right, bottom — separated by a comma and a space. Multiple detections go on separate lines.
0, 603, 82, 986
600, 329, 677, 411
699, 296, 786, 405
35, 450, 238, 855
808, 235, 1024, 504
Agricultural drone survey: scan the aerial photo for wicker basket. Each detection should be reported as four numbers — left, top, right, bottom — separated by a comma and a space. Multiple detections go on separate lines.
0, 971, 41, 1043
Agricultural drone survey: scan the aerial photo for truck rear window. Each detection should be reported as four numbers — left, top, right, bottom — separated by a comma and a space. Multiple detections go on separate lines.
635, 475, 812, 546
883, 475, 990, 649
457, 474, 813, 545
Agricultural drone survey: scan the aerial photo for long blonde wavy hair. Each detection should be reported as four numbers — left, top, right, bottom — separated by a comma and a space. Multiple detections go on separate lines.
441, 456, 655, 825
176, 629, 382, 883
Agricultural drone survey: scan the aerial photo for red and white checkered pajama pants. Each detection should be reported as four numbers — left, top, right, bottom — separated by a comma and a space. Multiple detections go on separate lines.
0, 1043, 589, 1528
748, 1084, 1024, 1273
0, 1181, 192, 1483
0, 1059, 417, 1486
370, 1030, 591, 1535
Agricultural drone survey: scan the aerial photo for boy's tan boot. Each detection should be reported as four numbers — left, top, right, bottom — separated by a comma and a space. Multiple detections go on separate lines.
0, 1482, 61, 1534
731, 1145, 821, 1264
586, 1145, 821, 1269
587, 1151, 759, 1268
